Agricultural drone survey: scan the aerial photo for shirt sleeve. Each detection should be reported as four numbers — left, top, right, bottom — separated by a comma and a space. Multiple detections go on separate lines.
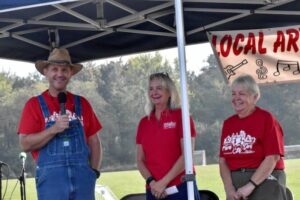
178, 115, 197, 138
136, 118, 144, 144
263, 113, 284, 156
219, 121, 226, 157
17, 97, 44, 134
81, 97, 102, 137
190, 116, 197, 137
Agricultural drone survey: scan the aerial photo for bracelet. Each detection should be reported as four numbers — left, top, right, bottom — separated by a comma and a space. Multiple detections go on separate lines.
93, 168, 101, 179
146, 176, 155, 185
249, 179, 258, 188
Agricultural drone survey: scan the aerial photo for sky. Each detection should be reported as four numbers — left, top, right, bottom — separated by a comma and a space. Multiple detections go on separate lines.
0, 42, 213, 77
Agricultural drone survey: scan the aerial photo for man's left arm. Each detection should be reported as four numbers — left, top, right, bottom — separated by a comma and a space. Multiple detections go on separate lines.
87, 133, 102, 171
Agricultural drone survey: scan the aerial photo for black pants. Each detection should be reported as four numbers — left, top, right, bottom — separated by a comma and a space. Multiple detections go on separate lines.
231, 169, 287, 200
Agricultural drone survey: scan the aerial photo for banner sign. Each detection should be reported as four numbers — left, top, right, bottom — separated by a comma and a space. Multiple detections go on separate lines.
207, 25, 300, 84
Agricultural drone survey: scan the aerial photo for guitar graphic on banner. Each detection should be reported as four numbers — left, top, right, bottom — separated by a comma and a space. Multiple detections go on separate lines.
224, 59, 248, 80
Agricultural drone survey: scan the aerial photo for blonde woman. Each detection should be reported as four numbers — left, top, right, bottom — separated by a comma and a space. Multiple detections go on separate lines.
136, 73, 200, 200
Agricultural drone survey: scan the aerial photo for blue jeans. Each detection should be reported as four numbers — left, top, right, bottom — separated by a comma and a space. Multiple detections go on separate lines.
146, 181, 201, 200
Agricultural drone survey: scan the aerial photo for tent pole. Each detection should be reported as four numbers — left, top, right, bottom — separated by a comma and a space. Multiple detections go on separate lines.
174, 1, 195, 200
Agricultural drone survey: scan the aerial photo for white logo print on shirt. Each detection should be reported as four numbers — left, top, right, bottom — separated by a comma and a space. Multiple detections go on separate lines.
222, 130, 256, 154
44, 110, 84, 126
163, 121, 176, 129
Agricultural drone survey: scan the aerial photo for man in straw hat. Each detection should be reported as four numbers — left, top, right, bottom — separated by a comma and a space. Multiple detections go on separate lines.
17, 48, 102, 200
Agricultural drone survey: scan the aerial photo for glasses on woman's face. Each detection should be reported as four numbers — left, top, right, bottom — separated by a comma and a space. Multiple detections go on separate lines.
149, 72, 169, 79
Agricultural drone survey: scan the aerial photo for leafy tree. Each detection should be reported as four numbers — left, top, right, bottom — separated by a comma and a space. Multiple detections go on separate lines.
0, 72, 13, 104
0, 52, 300, 176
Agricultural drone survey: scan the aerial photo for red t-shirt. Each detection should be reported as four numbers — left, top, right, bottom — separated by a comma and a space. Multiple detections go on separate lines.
219, 106, 284, 170
136, 108, 196, 186
17, 90, 102, 160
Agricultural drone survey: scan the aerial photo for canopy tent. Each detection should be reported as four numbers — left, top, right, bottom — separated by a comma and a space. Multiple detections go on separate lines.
1, 0, 300, 63
1, 1, 300, 200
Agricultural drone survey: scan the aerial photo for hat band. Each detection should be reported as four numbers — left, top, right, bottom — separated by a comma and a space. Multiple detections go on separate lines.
48, 60, 71, 65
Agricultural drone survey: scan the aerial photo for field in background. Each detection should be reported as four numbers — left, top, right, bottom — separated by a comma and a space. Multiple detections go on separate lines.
2, 159, 299, 200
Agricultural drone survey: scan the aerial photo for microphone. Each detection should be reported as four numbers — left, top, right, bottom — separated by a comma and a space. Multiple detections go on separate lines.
58, 92, 67, 115
0, 161, 7, 166
19, 152, 27, 168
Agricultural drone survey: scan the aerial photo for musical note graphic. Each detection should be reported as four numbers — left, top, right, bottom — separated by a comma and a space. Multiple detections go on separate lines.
273, 60, 300, 76
224, 59, 248, 80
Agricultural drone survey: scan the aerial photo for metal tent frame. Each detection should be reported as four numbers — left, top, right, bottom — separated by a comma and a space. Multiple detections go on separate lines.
1, 1, 299, 199
1, 1, 299, 62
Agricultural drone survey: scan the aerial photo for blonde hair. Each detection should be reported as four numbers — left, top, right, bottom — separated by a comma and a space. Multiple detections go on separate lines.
231, 74, 261, 101
145, 73, 180, 115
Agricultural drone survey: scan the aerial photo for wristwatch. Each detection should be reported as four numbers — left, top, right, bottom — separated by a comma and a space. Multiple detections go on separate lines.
93, 168, 101, 179
146, 176, 155, 185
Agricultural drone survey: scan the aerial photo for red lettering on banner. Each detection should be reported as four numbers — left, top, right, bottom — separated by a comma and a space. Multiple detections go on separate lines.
216, 32, 266, 57
258, 32, 267, 54
212, 35, 217, 47
211, 35, 220, 56
233, 33, 244, 55
244, 33, 256, 54
220, 35, 232, 57
286, 28, 299, 52
273, 29, 300, 53
273, 31, 285, 52
243, 32, 266, 54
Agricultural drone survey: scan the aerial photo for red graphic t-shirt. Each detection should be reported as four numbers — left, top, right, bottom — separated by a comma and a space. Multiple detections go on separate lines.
136, 108, 196, 187
219, 106, 284, 170
17, 90, 102, 160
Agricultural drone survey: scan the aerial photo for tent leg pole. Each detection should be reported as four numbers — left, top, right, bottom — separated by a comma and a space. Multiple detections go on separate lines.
174, 1, 195, 200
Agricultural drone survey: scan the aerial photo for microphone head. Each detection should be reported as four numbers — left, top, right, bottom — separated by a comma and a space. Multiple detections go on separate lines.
19, 152, 27, 159
58, 92, 67, 104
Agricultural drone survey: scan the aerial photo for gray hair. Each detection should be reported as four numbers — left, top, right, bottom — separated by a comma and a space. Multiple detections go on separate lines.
145, 73, 180, 115
231, 74, 261, 101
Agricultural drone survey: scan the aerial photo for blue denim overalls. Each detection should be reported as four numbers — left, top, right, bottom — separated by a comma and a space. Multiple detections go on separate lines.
35, 95, 96, 200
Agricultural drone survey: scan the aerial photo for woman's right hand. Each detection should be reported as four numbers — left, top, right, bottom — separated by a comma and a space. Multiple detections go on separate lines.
226, 188, 240, 200
236, 182, 255, 200
150, 180, 167, 199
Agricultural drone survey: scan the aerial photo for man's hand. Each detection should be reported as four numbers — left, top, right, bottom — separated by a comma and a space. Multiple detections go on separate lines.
51, 115, 69, 134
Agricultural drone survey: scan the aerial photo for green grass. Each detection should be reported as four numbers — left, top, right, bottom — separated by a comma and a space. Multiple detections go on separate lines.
2, 159, 299, 199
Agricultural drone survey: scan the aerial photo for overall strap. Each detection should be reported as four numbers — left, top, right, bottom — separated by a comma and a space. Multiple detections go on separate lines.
74, 95, 82, 117
37, 95, 50, 118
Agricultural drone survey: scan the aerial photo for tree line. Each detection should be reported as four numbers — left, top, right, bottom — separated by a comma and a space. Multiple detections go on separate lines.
0, 53, 299, 177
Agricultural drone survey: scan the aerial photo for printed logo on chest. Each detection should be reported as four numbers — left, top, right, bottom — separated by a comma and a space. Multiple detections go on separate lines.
163, 121, 176, 129
222, 130, 256, 154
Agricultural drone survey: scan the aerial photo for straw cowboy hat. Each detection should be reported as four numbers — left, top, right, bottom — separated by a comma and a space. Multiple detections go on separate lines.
35, 48, 83, 75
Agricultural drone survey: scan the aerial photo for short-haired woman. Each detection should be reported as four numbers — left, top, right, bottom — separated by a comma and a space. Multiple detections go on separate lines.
219, 74, 287, 200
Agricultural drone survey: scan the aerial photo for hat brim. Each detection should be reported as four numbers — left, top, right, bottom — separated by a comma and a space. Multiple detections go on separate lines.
35, 60, 83, 75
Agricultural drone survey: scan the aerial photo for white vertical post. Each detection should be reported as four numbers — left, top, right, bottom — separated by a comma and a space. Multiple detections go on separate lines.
174, 0, 195, 200
202, 150, 207, 166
